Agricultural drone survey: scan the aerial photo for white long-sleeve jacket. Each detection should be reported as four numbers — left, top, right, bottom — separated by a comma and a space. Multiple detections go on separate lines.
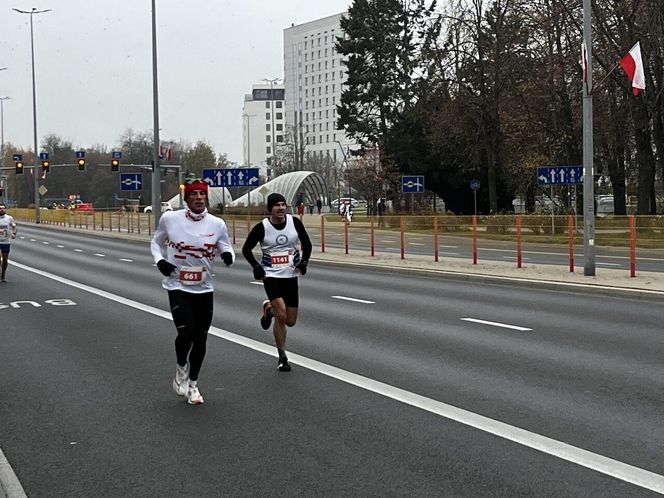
150, 209, 234, 293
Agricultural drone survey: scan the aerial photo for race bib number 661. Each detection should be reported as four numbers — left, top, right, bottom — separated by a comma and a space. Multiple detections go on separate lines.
179, 266, 205, 285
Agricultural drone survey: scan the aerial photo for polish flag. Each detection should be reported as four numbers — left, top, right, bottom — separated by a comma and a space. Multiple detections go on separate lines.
159, 144, 164, 160
166, 144, 172, 161
620, 42, 645, 95
581, 40, 589, 84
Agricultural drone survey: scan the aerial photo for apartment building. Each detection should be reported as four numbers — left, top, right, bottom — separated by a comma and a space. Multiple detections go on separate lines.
241, 82, 286, 180
283, 13, 357, 167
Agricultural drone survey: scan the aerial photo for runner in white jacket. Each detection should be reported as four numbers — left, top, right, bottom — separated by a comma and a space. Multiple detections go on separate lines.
150, 180, 234, 405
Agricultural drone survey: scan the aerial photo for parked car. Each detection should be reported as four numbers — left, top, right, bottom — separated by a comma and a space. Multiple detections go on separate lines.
143, 201, 173, 213
331, 197, 359, 209
69, 200, 94, 211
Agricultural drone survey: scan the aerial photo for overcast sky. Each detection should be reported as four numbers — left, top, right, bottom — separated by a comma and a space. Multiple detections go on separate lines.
0, 0, 351, 163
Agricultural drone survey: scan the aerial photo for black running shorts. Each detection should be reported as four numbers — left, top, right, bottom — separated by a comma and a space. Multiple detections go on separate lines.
263, 277, 299, 308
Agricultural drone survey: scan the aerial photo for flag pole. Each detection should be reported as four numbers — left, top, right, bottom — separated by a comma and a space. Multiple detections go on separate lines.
582, 0, 596, 276
592, 61, 620, 90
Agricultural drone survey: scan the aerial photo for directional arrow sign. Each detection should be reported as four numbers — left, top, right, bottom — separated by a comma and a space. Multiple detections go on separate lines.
537, 166, 583, 185
120, 173, 143, 191
39, 152, 49, 160
75, 150, 86, 159
402, 175, 425, 193
203, 167, 260, 187
12, 154, 23, 161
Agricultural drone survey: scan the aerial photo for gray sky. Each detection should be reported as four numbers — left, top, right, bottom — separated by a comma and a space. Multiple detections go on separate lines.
0, 0, 350, 163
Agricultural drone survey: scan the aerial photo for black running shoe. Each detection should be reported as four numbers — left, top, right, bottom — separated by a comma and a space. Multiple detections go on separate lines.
260, 300, 273, 330
278, 356, 291, 372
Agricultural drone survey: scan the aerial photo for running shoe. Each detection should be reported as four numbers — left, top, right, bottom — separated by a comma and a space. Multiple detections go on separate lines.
260, 300, 273, 330
172, 363, 189, 396
278, 356, 291, 372
187, 385, 204, 405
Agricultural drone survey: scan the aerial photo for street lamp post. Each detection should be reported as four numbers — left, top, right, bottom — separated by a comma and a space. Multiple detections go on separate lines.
0, 97, 9, 172
150, 0, 162, 230
242, 113, 256, 166
13, 8, 51, 223
263, 78, 280, 178
582, 0, 596, 276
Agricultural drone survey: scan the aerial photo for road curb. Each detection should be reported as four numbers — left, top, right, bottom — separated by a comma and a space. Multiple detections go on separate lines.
0, 446, 27, 498
312, 258, 664, 300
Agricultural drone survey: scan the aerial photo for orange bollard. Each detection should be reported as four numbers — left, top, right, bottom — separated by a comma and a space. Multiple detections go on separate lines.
433, 215, 439, 263
568, 215, 574, 272
472, 215, 478, 264
630, 215, 636, 277
400, 216, 405, 260
516, 215, 522, 268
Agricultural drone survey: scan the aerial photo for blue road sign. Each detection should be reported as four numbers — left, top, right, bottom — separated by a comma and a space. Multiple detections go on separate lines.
402, 175, 425, 193
75, 150, 86, 159
39, 152, 49, 160
537, 165, 583, 185
120, 173, 143, 191
203, 167, 260, 187
12, 154, 22, 161
470, 179, 481, 191
112, 151, 122, 159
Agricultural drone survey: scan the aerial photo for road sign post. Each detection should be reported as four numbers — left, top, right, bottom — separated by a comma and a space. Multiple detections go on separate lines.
402, 176, 424, 214
120, 173, 143, 191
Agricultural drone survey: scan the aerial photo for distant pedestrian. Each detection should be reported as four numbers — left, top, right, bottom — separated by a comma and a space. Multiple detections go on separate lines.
0, 203, 17, 283
297, 202, 305, 219
377, 199, 386, 228
308, 203, 314, 215
316, 199, 322, 215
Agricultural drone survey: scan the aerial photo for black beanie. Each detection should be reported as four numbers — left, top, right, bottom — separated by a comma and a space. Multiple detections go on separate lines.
267, 193, 287, 212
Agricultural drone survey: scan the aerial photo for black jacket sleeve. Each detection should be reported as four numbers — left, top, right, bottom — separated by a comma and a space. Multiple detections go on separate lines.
242, 223, 265, 268
293, 217, 313, 262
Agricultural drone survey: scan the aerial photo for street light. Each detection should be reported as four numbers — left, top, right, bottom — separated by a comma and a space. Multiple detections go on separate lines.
242, 113, 256, 166
150, 0, 162, 230
13, 7, 51, 223
263, 77, 281, 177
0, 97, 10, 173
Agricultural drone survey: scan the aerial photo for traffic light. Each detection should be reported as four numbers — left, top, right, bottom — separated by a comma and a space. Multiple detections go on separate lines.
111, 159, 119, 172
41, 160, 50, 174
15, 161, 24, 175
78, 158, 86, 172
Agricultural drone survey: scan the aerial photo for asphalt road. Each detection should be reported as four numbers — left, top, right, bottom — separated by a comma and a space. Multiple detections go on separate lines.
1, 226, 663, 497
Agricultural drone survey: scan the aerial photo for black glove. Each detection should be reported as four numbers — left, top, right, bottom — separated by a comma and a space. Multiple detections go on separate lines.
221, 252, 233, 266
253, 265, 266, 280
157, 259, 176, 277
296, 260, 308, 276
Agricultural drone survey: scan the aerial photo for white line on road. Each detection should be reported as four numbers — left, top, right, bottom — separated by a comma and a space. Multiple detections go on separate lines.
250, 281, 264, 286
408, 242, 425, 246
440, 245, 459, 249
8, 260, 664, 495
331, 295, 375, 304
56, 245, 65, 248
42, 241, 50, 245
461, 317, 532, 331
597, 262, 621, 267
501, 256, 531, 261
93, 253, 105, 257
29, 239, 36, 242
74, 249, 83, 252
119, 258, 133, 263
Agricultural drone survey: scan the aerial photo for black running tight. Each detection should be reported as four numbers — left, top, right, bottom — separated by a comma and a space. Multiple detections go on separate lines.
168, 290, 213, 381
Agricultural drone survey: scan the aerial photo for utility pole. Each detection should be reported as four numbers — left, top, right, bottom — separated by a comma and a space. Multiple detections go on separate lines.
13, 8, 51, 223
150, 0, 162, 230
582, 0, 596, 276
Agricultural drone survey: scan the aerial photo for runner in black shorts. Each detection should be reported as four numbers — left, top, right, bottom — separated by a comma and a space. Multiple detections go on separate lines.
242, 193, 312, 371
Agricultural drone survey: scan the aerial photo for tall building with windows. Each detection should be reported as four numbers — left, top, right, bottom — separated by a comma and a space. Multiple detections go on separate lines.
283, 13, 357, 168
242, 82, 286, 180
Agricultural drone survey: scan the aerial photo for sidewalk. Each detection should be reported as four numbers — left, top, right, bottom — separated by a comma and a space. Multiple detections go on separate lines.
24, 219, 664, 298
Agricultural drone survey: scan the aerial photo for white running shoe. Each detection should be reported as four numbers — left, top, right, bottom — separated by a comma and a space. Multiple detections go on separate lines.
172, 364, 189, 396
187, 385, 204, 405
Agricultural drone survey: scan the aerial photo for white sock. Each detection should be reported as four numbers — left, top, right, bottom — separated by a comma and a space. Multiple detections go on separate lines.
189, 380, 197, 388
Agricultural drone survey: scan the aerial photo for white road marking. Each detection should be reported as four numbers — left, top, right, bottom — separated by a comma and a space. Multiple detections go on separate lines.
74, 249, 83, 253
331, 295, 375, 304
42, 241, 49, 245
93, 253, 105, 257
8, 260, 664, 495
440, 252, 460, 256
502, 256, 531, 261
597, 262, 621, 267
250, 281, 264, 285
461, 317, 532, 332
56, 245, 65, 248
408, 242, 425, 246
29, 239, 36, 242
440, 245, 458, 249
119, 258, 133, 263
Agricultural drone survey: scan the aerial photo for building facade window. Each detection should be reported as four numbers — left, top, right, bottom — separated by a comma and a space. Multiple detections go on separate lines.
276, 101, 283, 108
266, 135, 271, 142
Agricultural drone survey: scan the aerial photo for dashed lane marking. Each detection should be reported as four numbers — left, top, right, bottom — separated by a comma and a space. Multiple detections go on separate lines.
74, 249, 83, 253
119, 258, 133, 263
461, 317, 532, 332
8, 260, 664, 495
93, 254, 106, 257
331, 295, 375, 304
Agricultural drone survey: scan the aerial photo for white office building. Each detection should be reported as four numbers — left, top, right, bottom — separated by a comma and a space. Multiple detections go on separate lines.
283, 13, 357, 167
242, 82, 286, 180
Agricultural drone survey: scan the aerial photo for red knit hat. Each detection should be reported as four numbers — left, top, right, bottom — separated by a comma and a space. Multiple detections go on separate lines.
184, 180, 208, 199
